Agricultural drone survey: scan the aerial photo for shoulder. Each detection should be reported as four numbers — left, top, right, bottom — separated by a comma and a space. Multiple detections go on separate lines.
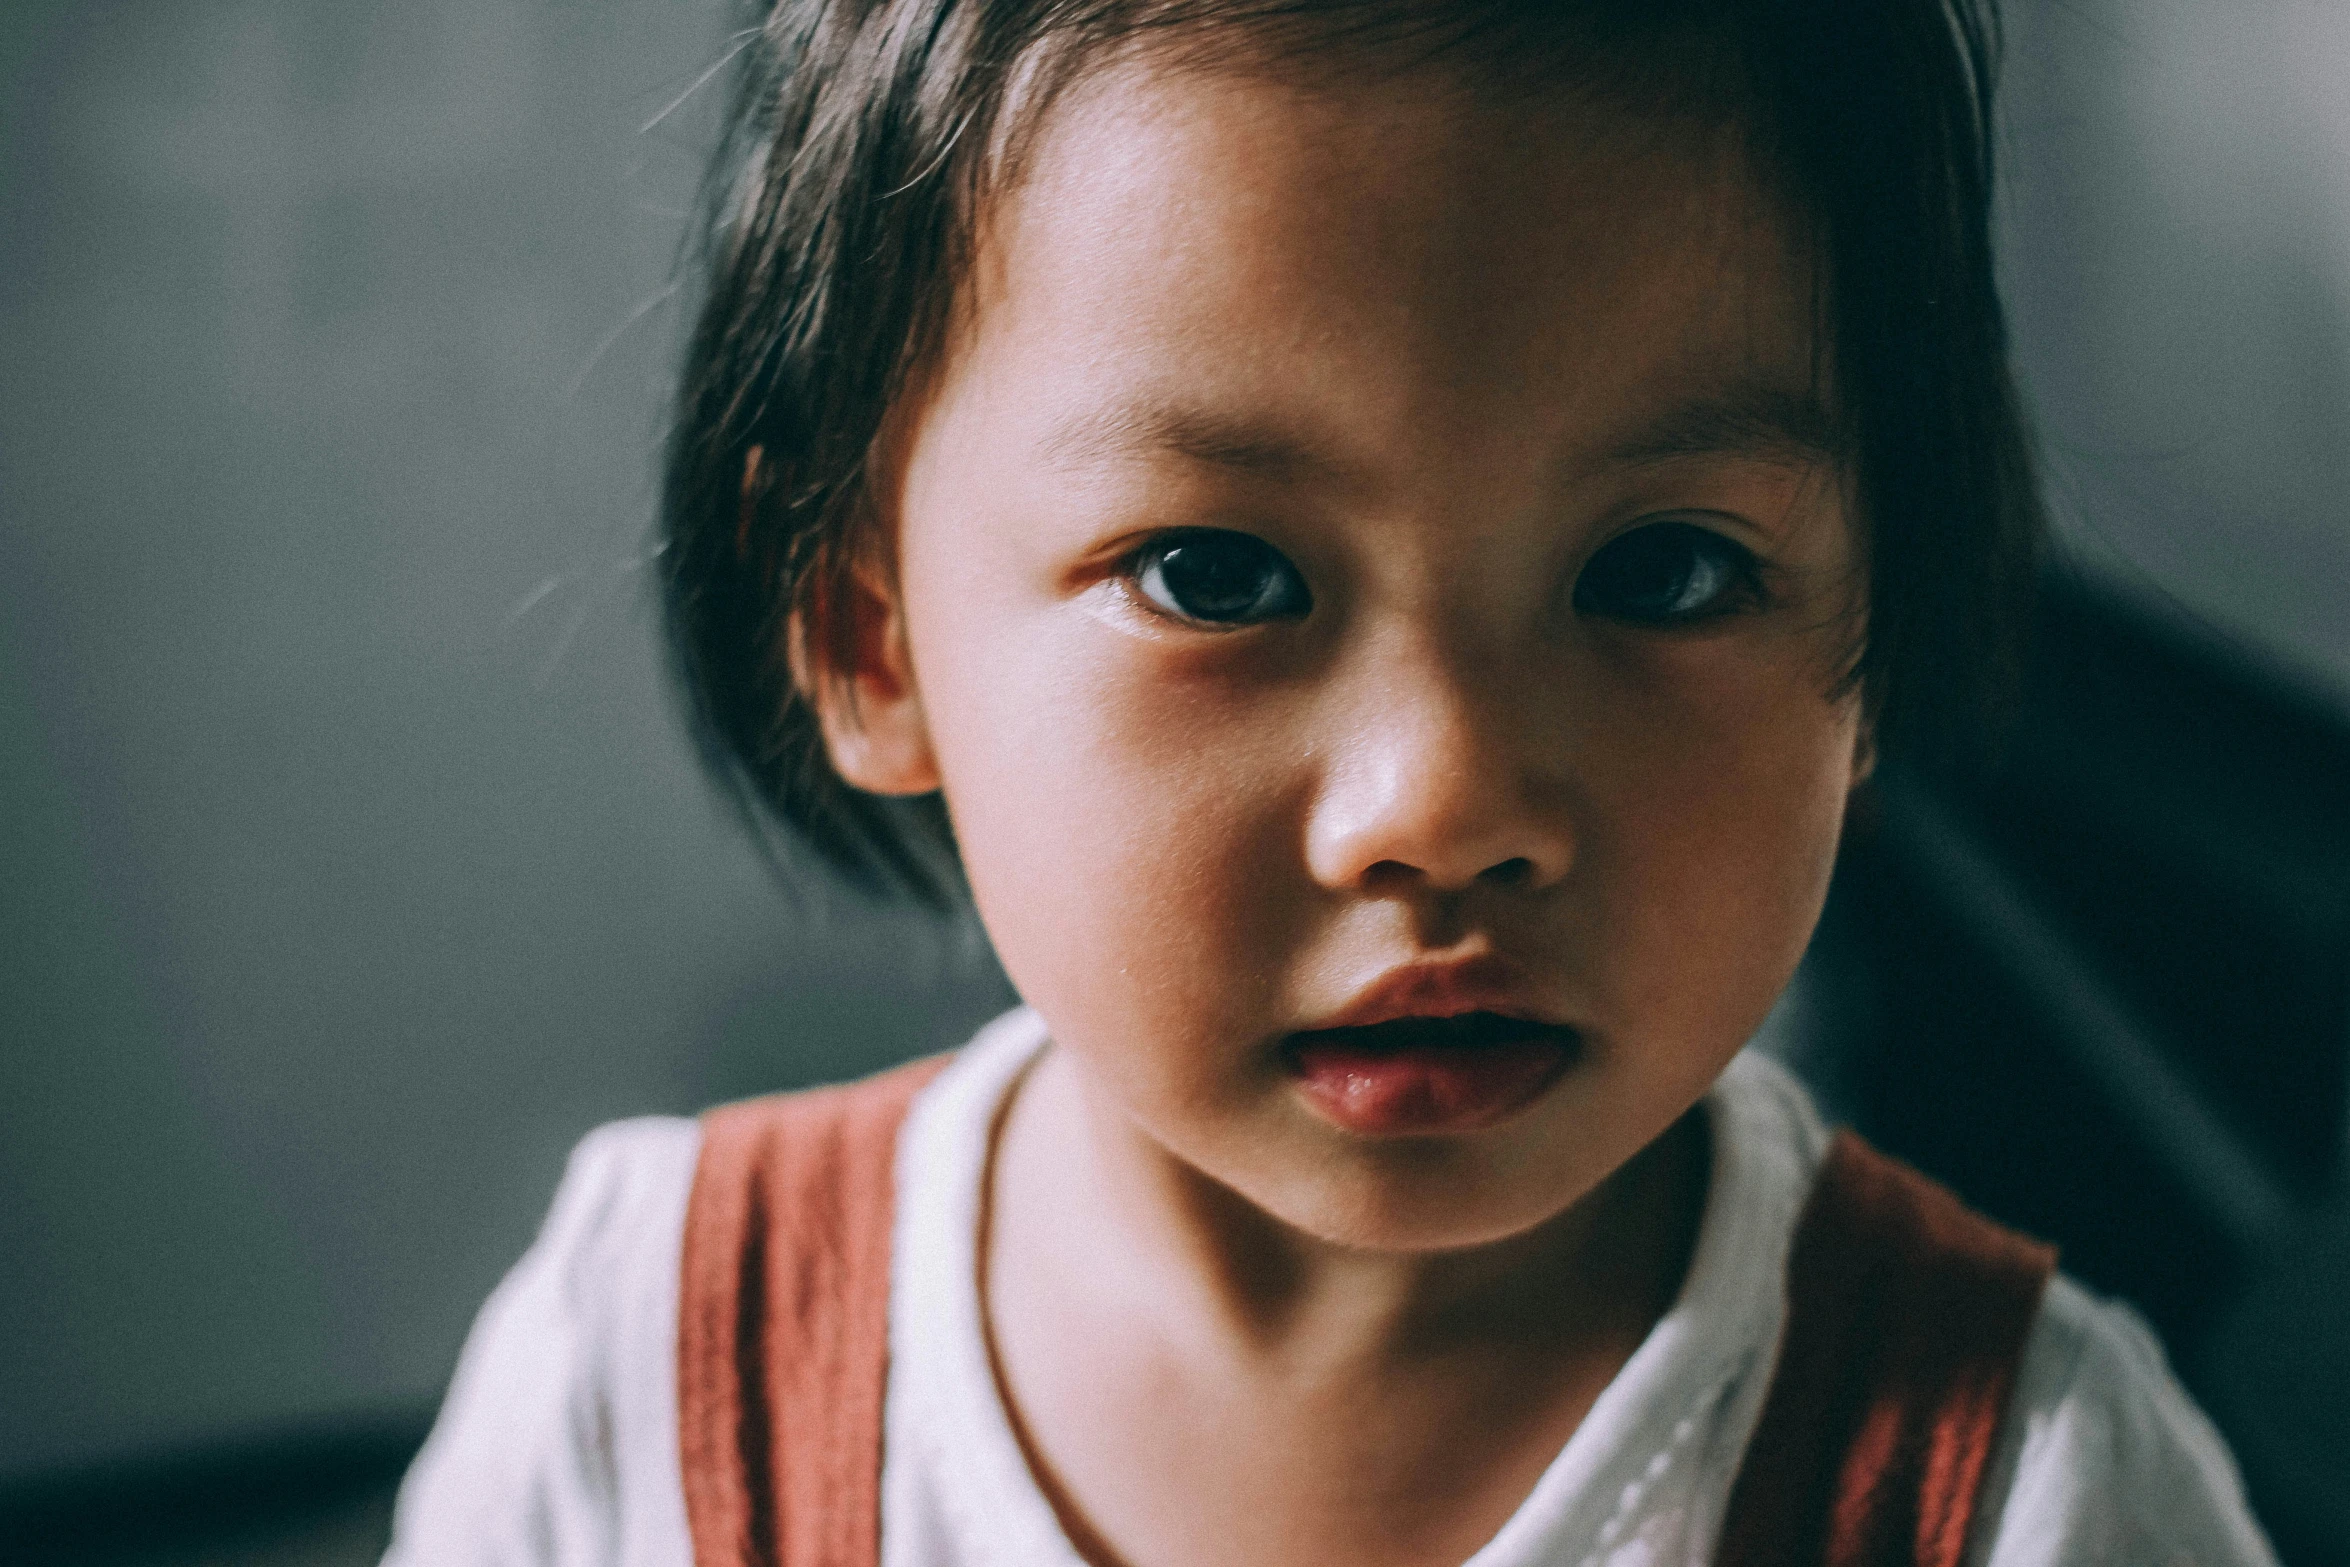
546, 1116, 706, 1271
384, 1117, 701, 1567
688, 1011, 1042, 1253
1697, 1062, 2279, 1565
1971, 1275, 2280, 1567
499, 1116, 705, 1347
441, 1114, 704, 1380
381, 1014, 1039, 1567
698, 1052, 956, 1169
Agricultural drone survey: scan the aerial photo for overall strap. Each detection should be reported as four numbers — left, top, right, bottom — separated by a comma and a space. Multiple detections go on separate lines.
1716, 1131, 2057, 1567
677, 1055, 951, 1567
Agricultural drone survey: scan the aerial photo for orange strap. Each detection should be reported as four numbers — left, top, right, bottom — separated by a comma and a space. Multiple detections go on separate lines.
677, 1074, 2051, 1567
676, 1055, 950, 1567
1714, 1130, 2056, 1567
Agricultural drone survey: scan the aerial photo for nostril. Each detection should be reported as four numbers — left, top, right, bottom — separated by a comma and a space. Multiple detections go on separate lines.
1478, 857, 1536, 888
1358, 855, 1542, 893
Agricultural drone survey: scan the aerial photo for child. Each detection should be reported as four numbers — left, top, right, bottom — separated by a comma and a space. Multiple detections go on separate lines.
387, 0, 2279, 1562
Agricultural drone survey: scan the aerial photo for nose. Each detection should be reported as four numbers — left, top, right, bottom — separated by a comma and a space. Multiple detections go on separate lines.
1302, 648, 1576, 895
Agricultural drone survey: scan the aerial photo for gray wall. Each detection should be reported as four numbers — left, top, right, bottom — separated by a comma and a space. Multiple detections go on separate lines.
2001, 0, 2350, 692
2, 0, 2344, 1483
0, 1, 1012, 1481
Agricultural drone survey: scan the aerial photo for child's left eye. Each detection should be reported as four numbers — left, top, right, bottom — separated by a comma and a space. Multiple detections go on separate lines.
1129, 529, 1312, 626
1572, 518, 1764, 626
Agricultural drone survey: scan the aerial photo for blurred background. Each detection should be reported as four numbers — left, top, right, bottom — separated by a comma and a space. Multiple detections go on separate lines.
1, 0, 2344, 1562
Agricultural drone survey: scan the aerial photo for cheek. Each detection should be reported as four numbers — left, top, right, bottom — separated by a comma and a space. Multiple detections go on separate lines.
909, 600, 1309, 1091
1573, 637, 1859, 1043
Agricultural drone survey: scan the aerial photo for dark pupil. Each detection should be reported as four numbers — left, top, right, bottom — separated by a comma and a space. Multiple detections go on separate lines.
1159, 536, 1275, 620
1583, 527, 1700, 618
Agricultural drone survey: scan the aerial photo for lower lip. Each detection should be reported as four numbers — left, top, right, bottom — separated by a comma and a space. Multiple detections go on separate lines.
1283, 1023, 1577, 1137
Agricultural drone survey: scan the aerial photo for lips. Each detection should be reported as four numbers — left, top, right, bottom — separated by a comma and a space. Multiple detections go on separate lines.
1282, 1010, 1579, 1137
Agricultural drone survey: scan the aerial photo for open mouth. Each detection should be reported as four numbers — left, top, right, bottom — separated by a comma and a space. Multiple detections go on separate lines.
1280, 1011, 1581, 1136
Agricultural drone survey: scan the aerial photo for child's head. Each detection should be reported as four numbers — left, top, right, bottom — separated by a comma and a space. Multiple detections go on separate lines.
661, 0, 2040, 1248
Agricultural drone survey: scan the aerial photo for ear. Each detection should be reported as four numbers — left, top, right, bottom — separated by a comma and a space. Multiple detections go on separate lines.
1848, 710, 1879, 790
788, 557, 942, 798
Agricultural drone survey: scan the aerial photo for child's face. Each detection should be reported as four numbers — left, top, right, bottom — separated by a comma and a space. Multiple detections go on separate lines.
836, 63, 1867, 1250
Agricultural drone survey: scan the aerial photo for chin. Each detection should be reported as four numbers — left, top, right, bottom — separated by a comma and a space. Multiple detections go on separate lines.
1243, 1136, 1611, 1255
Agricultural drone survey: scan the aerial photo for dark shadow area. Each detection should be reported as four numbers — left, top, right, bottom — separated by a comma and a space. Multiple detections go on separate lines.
1813, 569, 2350, 1564
0, 1412, 427, 1566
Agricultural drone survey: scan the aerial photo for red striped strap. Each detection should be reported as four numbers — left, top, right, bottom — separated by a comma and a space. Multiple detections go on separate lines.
1715, 1130, 2057, 1567
676, 1055, 949, 1567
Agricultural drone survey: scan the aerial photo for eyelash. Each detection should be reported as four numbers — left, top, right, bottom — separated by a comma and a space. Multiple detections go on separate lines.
1117, 517, 1768, 631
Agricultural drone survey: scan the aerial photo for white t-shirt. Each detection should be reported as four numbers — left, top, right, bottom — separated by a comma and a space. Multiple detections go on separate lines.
383, 1007, 2278, 1567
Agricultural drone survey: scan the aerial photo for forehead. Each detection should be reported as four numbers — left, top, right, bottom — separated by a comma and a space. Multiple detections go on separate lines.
940, 60, 1832, 495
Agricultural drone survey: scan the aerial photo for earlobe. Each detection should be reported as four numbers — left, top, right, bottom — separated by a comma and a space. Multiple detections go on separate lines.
789, 562, 943, 798
1848, 717, 1878, 790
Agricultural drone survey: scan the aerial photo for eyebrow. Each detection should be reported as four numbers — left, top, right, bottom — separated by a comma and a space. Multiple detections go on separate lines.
1040, 400, 1350, 485
1604, 379, 1848, 470
1040, 378, 1847, 481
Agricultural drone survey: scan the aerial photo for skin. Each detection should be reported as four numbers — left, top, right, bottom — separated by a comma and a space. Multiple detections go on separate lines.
808, 61, 1870, 1567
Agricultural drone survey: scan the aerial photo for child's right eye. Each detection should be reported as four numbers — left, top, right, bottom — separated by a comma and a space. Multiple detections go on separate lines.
1129, 529, 1313, 627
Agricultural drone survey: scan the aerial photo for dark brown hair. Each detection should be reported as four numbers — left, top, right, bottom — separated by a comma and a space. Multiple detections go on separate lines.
659, 0, 2043, 903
